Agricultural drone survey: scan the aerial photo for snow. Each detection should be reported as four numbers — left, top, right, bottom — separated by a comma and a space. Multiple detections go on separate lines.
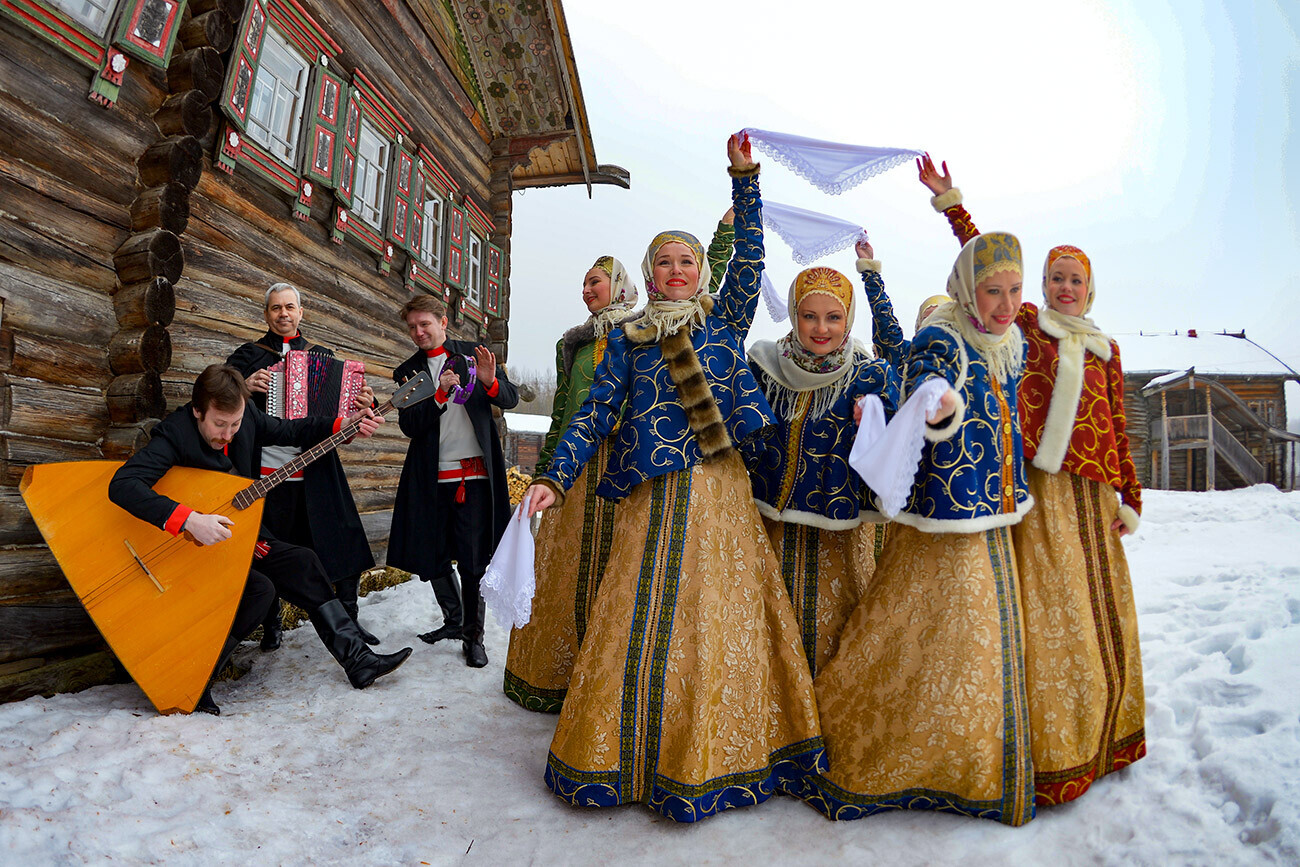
502, 412, 551, 435
1115, 331, 1299, 378
2, 487, 1299, 865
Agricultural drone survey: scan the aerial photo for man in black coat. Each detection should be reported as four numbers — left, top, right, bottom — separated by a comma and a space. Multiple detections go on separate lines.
389, 295, 518, 667
108, 364, 411, 714
226, 282, 379, 649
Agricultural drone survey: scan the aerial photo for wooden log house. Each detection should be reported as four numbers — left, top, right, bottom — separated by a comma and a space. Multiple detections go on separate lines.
0, 0, 628, 703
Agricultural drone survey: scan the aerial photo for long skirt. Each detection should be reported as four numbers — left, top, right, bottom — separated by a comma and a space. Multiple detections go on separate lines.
1012, 468, 1146, 805
503, 442, 616, 712
798, 522, 1035, 826
763, 518, 885, 676
544, 452, 826, 823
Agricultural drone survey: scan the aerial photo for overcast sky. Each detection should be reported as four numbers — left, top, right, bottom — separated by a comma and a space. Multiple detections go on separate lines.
506, 0, 1299, 384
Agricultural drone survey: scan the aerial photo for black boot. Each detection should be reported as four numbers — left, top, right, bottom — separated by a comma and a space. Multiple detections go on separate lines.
195, 687, 221, 716
418, 566, 463, 644
461, 584, 488, 669
310, 599, 411, 688
260, 596, 283, 651
334, 576, 380, 646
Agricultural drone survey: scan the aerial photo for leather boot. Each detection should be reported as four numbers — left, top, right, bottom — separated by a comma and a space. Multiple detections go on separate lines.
334, 576, 380, 646
418, 566, 463, 644
310, 599, 411, 688
260, 596, 283, 651
461, 585, 488, 669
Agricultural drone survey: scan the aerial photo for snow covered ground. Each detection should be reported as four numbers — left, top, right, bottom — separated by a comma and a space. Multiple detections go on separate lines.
2, 487, 1298, 866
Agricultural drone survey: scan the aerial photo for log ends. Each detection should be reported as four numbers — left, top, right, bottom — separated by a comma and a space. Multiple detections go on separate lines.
113, 277, 176, 329
167, 47, 225, 103
113, 229, 184, 285
106, 372, 165, 425
154, 90, 213, 139
108, 326, 172, 376
129, 183, 191, 235
138, 135, 203, 190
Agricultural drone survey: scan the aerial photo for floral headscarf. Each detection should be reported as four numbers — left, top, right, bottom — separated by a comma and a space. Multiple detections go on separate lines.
635, 230, 711, 337
587, 256, 639, 338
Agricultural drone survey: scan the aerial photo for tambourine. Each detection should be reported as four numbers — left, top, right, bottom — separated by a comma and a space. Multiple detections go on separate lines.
448, 354, 476, 405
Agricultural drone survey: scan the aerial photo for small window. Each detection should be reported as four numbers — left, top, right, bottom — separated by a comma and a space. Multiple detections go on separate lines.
47, 0, 116, 35
420, 192, 443, 272
466, 232, 483, 307
353, 119, 389, 230
244, 27, 309, 165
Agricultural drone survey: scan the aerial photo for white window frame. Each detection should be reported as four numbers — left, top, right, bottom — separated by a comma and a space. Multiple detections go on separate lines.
466, 232, 483, 307
353, 118, 389, 230
419, 191, 443, 273
244, 25, 310, 166
47, 0, 116, 35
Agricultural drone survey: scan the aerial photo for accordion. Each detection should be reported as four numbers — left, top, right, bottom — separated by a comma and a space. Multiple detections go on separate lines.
265, 349, 367, 420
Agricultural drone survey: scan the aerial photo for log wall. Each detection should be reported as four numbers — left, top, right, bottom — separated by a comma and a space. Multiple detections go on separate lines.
0, 0, 517, 705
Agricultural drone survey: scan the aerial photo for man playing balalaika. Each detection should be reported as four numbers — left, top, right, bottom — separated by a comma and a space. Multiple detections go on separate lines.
108, 365, 411, 715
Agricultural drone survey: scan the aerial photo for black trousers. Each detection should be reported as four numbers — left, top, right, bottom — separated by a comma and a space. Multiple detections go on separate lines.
222, 539, 337, 661
434, 479, 493, 640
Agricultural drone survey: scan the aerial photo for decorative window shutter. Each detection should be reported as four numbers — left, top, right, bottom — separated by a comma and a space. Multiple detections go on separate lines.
444, 200, 466, 297
408, 169, 425, 259
296, 62, 346, 220
111, 0, 188, 68
485, 241, 505, 317
387, 148, 415, 254
221, 0, 268, 134
329, 89, 361, 243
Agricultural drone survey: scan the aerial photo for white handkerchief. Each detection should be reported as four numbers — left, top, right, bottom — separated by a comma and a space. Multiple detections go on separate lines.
849, 378, 950, 517
761, 272, 788, 322
763, 200, 868, 266
480, 494, 536, 629
743, 127, 923, 195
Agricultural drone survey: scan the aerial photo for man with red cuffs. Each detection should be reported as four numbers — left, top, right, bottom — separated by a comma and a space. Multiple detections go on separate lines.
388, 295, 518, 668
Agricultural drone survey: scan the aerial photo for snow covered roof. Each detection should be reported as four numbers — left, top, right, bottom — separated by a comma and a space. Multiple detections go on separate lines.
503, 412, 552, 435
1116, 331, 1300, 378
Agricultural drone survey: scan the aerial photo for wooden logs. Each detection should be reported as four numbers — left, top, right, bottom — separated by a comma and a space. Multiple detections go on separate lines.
178, 10, 234, 53
188, 0, 244, 23
0, 433, 102, 485
108, 326, 171, 376
0, 329, 112, 389
168, 47, 225, 103
129, 183, 191, 235
113, 229, 184, 285
0, 489, 41, 546
0, 376, 111, 443
137, 135, 203, 189
112, 277, 175, 329
102, 420, 158, 460
154, 90, 211, 138
0, 605, 98, 664
106, 372, 165, 424
0, 650, 121, 706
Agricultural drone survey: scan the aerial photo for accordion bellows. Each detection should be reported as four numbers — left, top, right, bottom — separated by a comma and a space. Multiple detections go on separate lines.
266, 350, 366, 419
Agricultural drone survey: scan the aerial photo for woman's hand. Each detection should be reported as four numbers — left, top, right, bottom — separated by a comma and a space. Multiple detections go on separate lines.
926, 387, 960, 424
526, 483, 555, 517
720, 206, 735, 226
916, 152, 953, 196
855, 238, 874, 260
1110, 518, 1133, 537
728, 132, 754, 170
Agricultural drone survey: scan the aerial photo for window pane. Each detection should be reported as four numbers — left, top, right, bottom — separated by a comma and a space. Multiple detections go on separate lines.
353, 120, 388, 229
47, 0, 114, 35
420, 194, 442, 271
244, 27, 309, 165
467, 234, 483, 305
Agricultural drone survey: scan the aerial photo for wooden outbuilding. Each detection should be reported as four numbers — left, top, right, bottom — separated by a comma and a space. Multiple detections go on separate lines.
1118, 331, 1299, 493
0, 0, 626, 703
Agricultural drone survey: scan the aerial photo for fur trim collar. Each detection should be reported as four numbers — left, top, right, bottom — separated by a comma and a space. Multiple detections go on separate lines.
561, 311, 638, 374
1031, 306, 1115, 474
659, 324, 732, 461
754, 499, 884, 530
624, 294, 715, 345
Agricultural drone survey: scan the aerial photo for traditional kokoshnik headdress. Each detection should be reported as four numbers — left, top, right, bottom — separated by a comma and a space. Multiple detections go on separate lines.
749, 266, 867, 422
923, 231, 1026, 385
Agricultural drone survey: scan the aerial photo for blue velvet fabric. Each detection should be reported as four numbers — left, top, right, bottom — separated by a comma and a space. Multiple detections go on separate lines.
900, 324, 1032, 531
540, 172, 777, 500
748, 355, 899, 526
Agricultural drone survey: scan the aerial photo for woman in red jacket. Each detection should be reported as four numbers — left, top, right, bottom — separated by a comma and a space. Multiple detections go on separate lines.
918, 154, 1146, 805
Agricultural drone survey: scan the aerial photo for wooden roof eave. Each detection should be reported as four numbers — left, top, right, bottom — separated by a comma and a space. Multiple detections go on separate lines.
511, 162, 630, 191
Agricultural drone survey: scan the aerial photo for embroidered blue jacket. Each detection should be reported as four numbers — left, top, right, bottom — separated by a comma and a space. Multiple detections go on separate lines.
862, 267, 909, 370
748, 354, 899, 529
540, 173, 776, 500
895, 324, 1033, 533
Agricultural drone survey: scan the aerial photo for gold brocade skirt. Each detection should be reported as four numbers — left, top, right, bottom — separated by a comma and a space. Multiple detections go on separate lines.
544, 452, 826, 823
503, 442, 615, 712
1012, 468, 1146, 805
763, 518, 885, 676
798, 522, 1035, 826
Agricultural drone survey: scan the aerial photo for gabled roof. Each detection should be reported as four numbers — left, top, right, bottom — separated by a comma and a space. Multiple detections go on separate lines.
1117, 330, 1300, 380
408, 0, 628, 193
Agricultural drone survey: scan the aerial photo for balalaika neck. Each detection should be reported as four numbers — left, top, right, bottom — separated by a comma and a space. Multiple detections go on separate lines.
231, 398, 394, 510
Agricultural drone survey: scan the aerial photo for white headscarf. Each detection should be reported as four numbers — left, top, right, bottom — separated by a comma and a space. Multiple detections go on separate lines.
923, 232, 1025, 384
586, 256, 639, 338
637, 230, 711, 337
1037, 245, 1111, 360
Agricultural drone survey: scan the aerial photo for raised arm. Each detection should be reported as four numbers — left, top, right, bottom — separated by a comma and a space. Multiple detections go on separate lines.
917, 153, 979, 246
706, 209, 735, 293
716, 133, 764, 337
855, 239, 908, 370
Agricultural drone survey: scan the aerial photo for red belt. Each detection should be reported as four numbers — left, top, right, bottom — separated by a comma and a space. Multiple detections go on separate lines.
439, 457, 487, 503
